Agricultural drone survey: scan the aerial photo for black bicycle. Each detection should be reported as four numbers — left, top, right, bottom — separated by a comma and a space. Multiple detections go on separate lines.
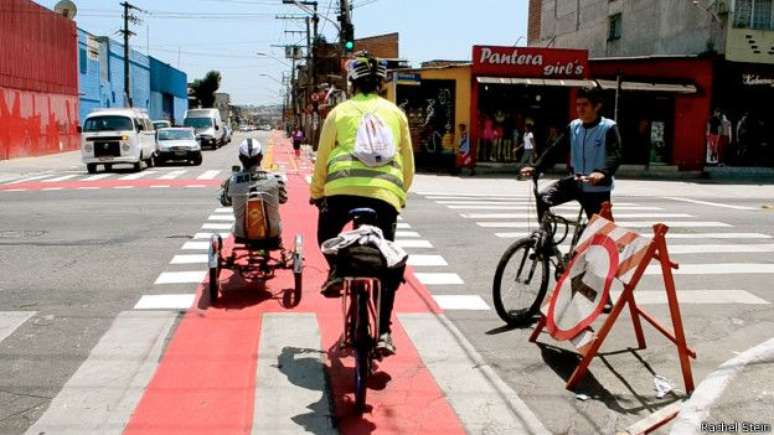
338, 208, 383, 414
492, 174, 589, 326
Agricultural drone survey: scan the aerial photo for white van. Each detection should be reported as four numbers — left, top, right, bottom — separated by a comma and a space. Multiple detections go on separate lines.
183, 108, 225, 149
81, 108, 157, 173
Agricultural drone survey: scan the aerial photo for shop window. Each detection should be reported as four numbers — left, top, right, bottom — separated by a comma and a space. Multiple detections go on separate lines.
608, 13, 622, 41
734, 0, 773, 30
79, 48, 87, 74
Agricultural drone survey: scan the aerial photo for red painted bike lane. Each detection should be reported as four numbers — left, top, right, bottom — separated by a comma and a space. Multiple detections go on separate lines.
124, 134, 466, 434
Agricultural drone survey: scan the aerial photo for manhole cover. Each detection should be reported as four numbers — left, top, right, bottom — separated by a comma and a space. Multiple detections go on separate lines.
0, 230, 47, 239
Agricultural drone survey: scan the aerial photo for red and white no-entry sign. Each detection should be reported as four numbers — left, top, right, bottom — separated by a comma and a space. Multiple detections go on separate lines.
545, 233, 619, 341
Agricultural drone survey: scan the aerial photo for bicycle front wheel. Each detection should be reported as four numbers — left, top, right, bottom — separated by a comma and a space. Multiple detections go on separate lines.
492, 237, 550, 326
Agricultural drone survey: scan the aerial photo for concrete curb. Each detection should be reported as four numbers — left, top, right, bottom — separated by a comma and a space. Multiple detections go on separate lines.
669, 336, 774, 435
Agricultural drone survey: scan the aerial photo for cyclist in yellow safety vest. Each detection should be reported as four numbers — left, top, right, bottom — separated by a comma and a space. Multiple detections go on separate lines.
310, 51, 415, 355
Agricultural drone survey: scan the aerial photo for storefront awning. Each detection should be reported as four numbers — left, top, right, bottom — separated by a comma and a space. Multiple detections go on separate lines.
595, 79, 697, 94
477, 77, 594, 87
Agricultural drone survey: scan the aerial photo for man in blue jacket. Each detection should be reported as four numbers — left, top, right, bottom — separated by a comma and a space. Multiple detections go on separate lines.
521, 86, 622, 219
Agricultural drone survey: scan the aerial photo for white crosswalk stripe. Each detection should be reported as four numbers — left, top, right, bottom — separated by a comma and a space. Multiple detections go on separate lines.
0, 312, 36, 343
208, 214, 235, 221
5, 174, 55, 184
645, 263, 774, 275
461, 212, 693, 219
610, 290, 769, 305
154, 271, 207, 284
158, 170, 187, 180
667, 244, 774, 254
81, 173, 114, 181
395, 239, 433, 248
42, 174, 78, 182
196, 170, 222, 180
476, 221, 733, 229
437, 200, 639, 206
181, 241, 210, 250
396, 230, 421, 238
407, 255, 448, 266
134, 295, 196, 310
414, 273, 464, 285
118, 171, 157, 180
202, 223, 233, 230
23, 311, 176, 435
170, 254, 209, 264
447, 205, 662, 210
433, 295, 491, 310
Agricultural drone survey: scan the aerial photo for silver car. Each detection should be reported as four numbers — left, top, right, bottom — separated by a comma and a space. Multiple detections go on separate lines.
156, 128, 203, 166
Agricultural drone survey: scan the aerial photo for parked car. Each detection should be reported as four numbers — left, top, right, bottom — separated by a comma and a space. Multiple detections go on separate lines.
156, 127, 202, 166
152, 120, 172, 130
183, 108, 225, 149
81, 108, 156, 173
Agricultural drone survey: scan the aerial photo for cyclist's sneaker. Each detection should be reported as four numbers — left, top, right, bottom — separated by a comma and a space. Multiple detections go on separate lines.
376, 332, 396, 356
321, 275, 343, 298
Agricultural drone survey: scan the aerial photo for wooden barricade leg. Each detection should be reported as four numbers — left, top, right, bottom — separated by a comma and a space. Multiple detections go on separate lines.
529, 315, 547, 343
654, 226, 696, 393
625, 290, 648, 349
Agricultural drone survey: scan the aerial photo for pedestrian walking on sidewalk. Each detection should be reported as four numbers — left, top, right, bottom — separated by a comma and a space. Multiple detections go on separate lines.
518, 123, 536, 167
310, 51, 415, 355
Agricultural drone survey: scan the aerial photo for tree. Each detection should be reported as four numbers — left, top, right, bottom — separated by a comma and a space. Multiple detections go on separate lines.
190, 71, 222, 108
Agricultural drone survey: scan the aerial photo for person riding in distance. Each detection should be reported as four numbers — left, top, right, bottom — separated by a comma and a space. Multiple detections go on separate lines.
310, 51, 415, 356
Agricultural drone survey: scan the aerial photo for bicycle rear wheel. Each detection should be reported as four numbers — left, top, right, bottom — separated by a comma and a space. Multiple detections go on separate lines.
492, 237, 550, 326
352, 286, 371, 414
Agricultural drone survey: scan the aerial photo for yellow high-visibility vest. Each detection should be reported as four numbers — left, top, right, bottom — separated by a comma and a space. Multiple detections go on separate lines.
311, 93, 415, 212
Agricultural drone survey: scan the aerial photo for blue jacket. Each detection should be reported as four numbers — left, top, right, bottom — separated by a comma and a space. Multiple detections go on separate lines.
535, 117, 622, 192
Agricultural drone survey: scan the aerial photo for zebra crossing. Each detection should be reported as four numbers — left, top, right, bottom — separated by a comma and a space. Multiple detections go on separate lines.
0, 168, 230, 193
420, 191, 773, 307
0, 209, 547, 434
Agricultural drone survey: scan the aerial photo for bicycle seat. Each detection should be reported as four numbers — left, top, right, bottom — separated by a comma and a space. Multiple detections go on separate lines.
349, 208, 378, 228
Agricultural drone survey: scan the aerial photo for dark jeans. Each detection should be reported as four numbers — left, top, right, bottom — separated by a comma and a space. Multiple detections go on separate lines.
317, 195, 399, 333
537, 176, 611, 220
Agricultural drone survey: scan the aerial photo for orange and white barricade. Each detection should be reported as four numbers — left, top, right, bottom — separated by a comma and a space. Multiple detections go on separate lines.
530, 213, 696, 395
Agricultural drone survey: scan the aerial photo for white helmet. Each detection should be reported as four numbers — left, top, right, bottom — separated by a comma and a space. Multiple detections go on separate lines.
239, 138, 262, 158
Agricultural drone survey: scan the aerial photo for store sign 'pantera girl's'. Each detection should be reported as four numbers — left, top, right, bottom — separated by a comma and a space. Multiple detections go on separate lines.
472, 45, 589, 79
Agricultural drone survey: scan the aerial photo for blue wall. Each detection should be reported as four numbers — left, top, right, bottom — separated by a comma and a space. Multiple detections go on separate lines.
77, 28, 187, 124
149, 57, 188, 123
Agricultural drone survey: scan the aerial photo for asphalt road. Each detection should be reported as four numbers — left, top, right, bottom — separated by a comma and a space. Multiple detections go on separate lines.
401, 175, 774, 434
0, 132, 258, 433
1, 134, 773, 434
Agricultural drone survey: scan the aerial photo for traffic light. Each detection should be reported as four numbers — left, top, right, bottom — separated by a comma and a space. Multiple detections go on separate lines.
342, 22, 354, 53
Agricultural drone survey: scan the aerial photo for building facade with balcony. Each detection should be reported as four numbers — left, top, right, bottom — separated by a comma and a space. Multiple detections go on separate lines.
529, 0, 774, 169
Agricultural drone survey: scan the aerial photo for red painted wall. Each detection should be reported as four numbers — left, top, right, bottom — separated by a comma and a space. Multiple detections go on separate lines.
0, 87, 80, 160
589, 57, 715, 171
0, 0, 80, 160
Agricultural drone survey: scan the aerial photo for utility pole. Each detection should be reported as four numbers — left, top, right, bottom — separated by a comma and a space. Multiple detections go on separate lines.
119, 2, 143, 108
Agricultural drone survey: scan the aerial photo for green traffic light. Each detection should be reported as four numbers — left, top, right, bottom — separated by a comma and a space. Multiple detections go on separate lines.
345, 41, 354, 51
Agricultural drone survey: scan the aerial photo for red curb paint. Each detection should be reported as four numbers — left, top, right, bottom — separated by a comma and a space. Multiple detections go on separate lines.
125, 137, 464, 434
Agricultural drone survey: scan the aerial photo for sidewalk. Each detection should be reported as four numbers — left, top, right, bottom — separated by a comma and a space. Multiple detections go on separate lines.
670, 337, 774, 434
0, 150, 83, 181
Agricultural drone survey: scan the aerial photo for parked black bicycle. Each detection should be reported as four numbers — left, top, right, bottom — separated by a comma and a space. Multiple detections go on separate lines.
492, 173, 589, 326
